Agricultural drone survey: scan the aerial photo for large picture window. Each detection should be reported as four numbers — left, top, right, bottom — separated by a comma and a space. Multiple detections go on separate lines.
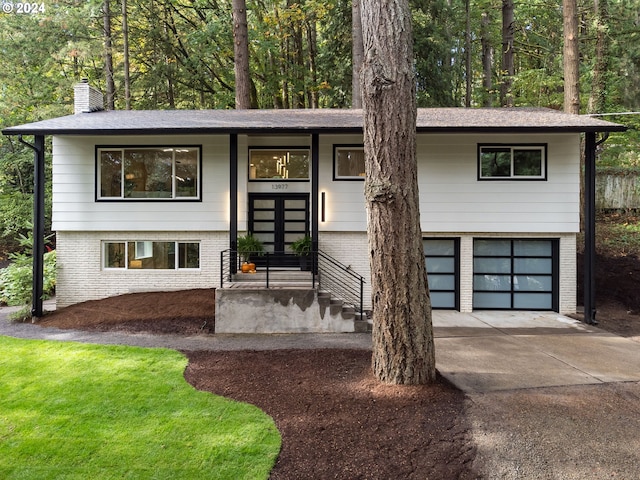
98, 146, 201, 200
334, 145, 365, 180
478, 144, 546, 180
103, 241, 200, 270
249, 149, 309, 180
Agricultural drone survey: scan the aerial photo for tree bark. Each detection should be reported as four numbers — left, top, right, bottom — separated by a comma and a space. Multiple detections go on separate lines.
588, 0, 609, 114
352, 0, 365, 109
103, 0, 116, 110
233, 0, 252, 109
500, 0, 514, 107
563, 0, 580, 114
360, 0, 436, 385
481, 12, 494, 107
465, 0, 472, 107
122, 0, 131, 110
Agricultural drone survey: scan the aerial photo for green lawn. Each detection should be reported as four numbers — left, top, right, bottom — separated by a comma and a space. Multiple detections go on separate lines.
0, 336, 280, 479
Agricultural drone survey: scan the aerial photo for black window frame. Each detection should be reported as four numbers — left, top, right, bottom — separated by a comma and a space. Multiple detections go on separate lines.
477, 143, 548, 181
333, 144, 365, 181
248, 146, 311, 182
95, 145, 202, 202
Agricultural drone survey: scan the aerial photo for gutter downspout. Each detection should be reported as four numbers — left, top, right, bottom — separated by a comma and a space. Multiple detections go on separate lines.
583, 131, 609, 325
18, 134, 46, 318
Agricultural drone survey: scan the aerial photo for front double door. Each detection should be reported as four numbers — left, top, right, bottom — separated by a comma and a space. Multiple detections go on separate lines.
248, 193, 309, 267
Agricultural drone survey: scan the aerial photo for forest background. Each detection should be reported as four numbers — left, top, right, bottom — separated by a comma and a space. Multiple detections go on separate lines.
0, 0, 639, 252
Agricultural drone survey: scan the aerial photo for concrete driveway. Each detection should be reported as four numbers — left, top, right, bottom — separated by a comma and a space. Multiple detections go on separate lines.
433, 310, 640, 393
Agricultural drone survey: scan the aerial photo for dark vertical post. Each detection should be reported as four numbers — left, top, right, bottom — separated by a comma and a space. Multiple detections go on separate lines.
311, 134, 319, 272
32, 135, 46, 317
584, 132, 597, 324
230, 134, 238, 273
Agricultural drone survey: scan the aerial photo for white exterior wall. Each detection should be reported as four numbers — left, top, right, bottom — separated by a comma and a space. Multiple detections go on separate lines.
52, 135, 230, 231
51, 132, 579, 313
55, 231, 224, 308
417, 133, 580, 233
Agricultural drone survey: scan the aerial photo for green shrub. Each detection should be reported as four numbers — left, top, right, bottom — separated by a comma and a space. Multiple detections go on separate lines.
0, 249, 56, 309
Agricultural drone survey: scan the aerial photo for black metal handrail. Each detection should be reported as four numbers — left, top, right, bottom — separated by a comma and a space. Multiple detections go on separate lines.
220, 249, 366, 314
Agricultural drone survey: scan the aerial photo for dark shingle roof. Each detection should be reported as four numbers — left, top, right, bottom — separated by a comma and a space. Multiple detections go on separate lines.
2, 107, 626, 136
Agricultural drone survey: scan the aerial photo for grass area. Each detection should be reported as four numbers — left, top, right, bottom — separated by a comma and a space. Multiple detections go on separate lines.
0, 337, 280, 479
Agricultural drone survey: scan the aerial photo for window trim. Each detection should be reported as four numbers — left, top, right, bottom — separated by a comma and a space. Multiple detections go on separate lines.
96, 145, 202, 201
102, 240, 201, 270
248, 146, 311, 182
477, 143, 547, 181
333, 144, 365, 181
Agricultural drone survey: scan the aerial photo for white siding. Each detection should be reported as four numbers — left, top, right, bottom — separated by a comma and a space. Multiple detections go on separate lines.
318, 135, 368, 231
316, 133, 580, 234
417, 133, 580, 233
52, 135, 230, 232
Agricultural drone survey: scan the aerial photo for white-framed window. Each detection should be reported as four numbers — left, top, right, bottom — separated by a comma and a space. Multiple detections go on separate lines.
478, 144, 547, 180
333, 145, 365, 180
97, 146, 201, 200
103, 241, 200, 270
249, 148, 310, 180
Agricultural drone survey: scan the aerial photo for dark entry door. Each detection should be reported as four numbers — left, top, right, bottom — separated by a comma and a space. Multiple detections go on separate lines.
249, 193, 309, 267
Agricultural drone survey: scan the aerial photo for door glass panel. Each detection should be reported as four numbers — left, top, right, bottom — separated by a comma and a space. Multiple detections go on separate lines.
253, 211, 275, 220
474, 258, 510, 274
253, 222, 275, 232
253, 199, 275, 209
285, 222, 306, 231
431, 292, 455, 309
474, 274, 511, 291
514, 258, 551, 274
513, 240, 551, 256
473, 292, 511, 309
285, 210, 307, 220
514, 293, 552, 309
514, 275, 552, 291
423, 239, 455, 256
474, 239, 511, 256
284, 199, 307, 209
429, 275, 455, 290
426, 257, 454, 273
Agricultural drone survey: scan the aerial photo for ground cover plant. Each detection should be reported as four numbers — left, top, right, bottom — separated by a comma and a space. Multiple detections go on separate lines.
0, 336, 280, 480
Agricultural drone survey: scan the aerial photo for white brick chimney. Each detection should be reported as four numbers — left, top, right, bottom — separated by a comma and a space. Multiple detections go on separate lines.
73, 79, 104, 114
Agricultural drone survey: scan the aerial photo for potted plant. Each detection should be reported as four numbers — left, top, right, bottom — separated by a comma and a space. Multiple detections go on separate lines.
236, 234, 264, 273
290, 235, 312, 271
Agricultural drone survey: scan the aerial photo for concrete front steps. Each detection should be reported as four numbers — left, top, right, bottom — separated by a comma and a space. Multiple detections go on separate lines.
218, 270, 370, 333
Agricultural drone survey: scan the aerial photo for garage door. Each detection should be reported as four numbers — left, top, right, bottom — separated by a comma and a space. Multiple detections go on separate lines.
424, 238, 459, 310
473, 238, 558, 310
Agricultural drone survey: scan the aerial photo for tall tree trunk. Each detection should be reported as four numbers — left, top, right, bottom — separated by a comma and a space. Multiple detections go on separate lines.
306, 19, 319, 108
122, 0, 131, 110
233, 0, 252, 109
352, 0, 364, 108
361, 0, 436, 385
103, 0, 115, 110
465, 0, 472, 107
500, 0, 514, 107
588, 0, 609, 114
481, 12, 494, 107
563, 0, 580, 114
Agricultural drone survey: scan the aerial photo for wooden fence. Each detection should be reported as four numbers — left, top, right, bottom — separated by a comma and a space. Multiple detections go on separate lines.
596, 171, 640, 210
